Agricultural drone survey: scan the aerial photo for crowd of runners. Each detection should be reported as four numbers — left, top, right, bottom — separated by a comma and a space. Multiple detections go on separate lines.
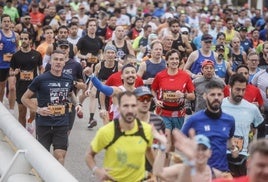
0, 0, 268, 181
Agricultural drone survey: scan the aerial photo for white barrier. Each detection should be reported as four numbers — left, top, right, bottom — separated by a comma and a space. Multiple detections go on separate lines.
0, 102, 78, 182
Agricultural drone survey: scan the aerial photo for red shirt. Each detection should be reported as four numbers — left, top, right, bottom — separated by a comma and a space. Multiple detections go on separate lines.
151, 69, 195, 117
30, 12, 45, 25
105, 71, 144, 120
105, 71, 144, 87
224, 84, 264, 106
213, 176, 249, 182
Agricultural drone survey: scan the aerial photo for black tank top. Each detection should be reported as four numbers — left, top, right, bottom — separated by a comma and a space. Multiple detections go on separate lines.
21, 23, 36, 41
98, 61, 118, 81
112, 40, 129, 59
172, 34, 187, 57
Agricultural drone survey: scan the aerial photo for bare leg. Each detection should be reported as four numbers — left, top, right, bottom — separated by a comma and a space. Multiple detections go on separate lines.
8, 76, 16, 110
53, 149, 67, 165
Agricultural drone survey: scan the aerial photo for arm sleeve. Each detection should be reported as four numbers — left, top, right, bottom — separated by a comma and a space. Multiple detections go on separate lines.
91, 76, 114, 96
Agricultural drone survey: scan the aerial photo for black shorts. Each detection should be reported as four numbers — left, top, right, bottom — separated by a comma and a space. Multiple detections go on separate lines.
36, 125, 69, 151
16, 82, 36, 104
0, 68, 9, 82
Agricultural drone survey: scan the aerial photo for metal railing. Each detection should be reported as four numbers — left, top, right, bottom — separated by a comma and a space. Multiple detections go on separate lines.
0, 102, 78, 182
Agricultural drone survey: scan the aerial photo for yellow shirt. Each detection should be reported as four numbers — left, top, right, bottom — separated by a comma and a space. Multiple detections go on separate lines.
91, 119, 153, 182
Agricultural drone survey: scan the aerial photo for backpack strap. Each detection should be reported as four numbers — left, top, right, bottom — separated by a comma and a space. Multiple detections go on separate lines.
135, 118, 149, 144
104, 118, 149, 150
104, 119, 123, 149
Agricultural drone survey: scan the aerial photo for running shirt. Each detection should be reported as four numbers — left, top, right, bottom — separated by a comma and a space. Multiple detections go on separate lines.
0, 30, 16, 69
182, 110, 235, 171
222, 98, 263, 156
190, 50, 216, 74
98, 61, 118, 81
91, 119, 153, 182
151, 69, 195, 117
28, 71, 74, 126
112, 40, 129, 60
214, 61, 227, 79
142, 59, 166, 80
223, 84, 264, 107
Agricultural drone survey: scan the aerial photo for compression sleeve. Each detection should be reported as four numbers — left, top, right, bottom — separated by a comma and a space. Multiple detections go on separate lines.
91, 76, 114, 96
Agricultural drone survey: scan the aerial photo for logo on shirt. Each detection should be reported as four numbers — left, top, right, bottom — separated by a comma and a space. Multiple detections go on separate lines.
204, 125, 210, 131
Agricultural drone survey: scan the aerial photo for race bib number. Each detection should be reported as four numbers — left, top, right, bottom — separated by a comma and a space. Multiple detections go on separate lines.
3, 54, 13, 62
232, 136, 244, 152
48, 104, 65, 116
162, 91, 178, 102
87, 57, 98, 63
20, 70, 34, 81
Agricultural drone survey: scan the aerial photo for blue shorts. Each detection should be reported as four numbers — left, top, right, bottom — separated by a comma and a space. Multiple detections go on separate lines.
161, 116, 184, 130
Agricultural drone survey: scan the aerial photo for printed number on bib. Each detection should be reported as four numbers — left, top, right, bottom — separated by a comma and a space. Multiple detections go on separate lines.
232, 136, 244, 152
20, 70, 34, 80
48, 104, 65, 116
3, 54, 13, 62
87, 57, 98, 63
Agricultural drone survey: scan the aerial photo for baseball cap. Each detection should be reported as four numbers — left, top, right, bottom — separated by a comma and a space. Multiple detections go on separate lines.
202, 59, 214, 68
104, 44, 117, 52
57, 40, 69, 47
134, 86, 153, 97
195, 134, 211, 149
181, 27, 189, 33
239, 26, 247, 32
58, 9, 66, 15
201, 34, 213, 42
216, 44, 225, 51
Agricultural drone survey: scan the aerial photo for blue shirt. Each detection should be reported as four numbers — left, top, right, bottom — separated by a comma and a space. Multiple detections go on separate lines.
182, 110, 235, 171
28, 71, 74, 126
0, 30, 16, 69
190, 50, 216, 74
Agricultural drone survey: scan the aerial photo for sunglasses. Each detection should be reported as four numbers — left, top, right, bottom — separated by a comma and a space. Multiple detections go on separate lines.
182, 32, 189, 35
137, 95, 152, 102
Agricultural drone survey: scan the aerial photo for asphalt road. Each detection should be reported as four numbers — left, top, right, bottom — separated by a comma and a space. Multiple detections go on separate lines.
3, 97, 102, 182
65, 98, 104, 182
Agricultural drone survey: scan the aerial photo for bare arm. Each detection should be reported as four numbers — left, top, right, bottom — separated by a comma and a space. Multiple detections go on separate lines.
183, 51, 198, 77
182, 35, 193, 54
127, 41, 135, 56
21, 89, 38, 113
137, 61, 146, 77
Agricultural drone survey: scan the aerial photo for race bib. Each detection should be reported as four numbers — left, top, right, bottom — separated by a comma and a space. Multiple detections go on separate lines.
48, 104, 66, 116
87, 57, 98, 63
20, 70, 34, 80
162, 91, 178, 102
232, 136, 244, 152
3, 53, 13, 62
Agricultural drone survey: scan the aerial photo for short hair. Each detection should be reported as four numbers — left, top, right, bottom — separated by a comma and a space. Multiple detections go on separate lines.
124, 54, 136, 64
117, 91, 137, 106
204, 80, 224, 93
229, 73, 247, 87
58, 25, 69, 32
86, 18, 97, 27
43, 25, 53, 33
68, 22, 78, 28
217, 32, 226, 39
122, 63, 136, 72
247, 50, 259, 59
168, 18, 180, 27
1, 14, 11, 21
143, 24, 152, 31
165, 49, 181, 60
20, 31, 31, 41
150, 39, 163, 49
235, 64, 249, 72
249, 138, 268, 156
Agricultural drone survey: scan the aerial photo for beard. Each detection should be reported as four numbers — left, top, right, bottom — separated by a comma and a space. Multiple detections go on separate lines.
232, 94, 243, 103
207, 99, 221, 111
121, 112, 136, 123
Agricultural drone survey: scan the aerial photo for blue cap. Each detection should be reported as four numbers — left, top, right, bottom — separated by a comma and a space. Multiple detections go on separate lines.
195, 134, 211, 149
134, 86, 153, 97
